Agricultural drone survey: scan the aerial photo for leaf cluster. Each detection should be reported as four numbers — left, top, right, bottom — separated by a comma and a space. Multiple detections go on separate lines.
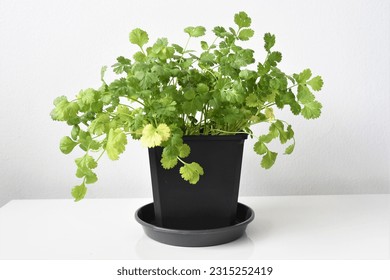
51, 11, 324, 201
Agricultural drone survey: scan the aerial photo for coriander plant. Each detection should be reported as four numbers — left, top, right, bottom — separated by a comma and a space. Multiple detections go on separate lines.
51, 12, 323, 201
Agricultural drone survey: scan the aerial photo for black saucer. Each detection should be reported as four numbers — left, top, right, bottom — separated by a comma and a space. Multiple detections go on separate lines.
135, 202, 254, 247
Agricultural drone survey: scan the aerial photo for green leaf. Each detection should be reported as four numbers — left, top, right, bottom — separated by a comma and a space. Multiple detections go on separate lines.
172, 43, 184, 54
100, 66, 107, 83
270, 120, 289, 144
140, 124, 171, 148
239, 69, 255, 80
234, 11, 251, 28
50, 96, 79, 121
297, 85, 315, 104
261, 150, 277, 169
289, 101, 301, 115
60, 136, 78, 154
161, 155, 178, 169
257, 62, 269, 75
77, 88, 96, 107
106, 128, 127, 160
245, 93, 259, 107
196, 83, 209, 94
182, 97, 203, 115
129, 28, 149, 48
238, 28, 254, 41
183, 88, 196, 100
199, 52, 215, 65
268, 51, 282, 66
286, 125, 294, 139
295, 69, 312, 84
112, 56, 131, 74
200, 41, 208, 50
162, 144, 180, 159
307, 76, 324, 91
179, 162, 204, 184
264, 33, 275, 52
75, 154, 98, 170
88, 114, 110, 136
71, 125, 80, 140
301, 101, 322, 119
133, 51, 147, 62
260, 132, 278, 143
134, 71, 158, 89
254, 140, 267, 155
265, 108, 275, 121
231, 49, 254, 68
160, 144, 179, 169
284, 143, 295, 155
75, 154, 98, 184
213, 26, 227, 38
179, 144, 191, 158
71, 183, 87, 202
78, 131, 99, 151
184, 26, 206, 37
81, 171, 97, 184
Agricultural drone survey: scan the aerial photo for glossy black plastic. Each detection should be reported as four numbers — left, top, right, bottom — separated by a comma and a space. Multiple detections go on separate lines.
135, 202, 254, 247
148, 134, 247, 230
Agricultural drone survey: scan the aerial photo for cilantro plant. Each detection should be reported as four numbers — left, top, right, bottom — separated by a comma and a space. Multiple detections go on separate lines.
51, 12, 323, 201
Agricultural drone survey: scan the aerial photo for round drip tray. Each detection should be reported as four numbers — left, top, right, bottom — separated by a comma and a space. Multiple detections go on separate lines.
135, 202, 254, 247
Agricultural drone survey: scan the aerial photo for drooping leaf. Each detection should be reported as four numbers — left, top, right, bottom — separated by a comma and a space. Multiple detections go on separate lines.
75, 154, 97, 170
161, 155, 178, 169
71, 183, 87, 202
179, 144, 191, 158
140, 124, 171, 147
60, 136, 78, 154
71, 125, 80, 140
106, 128, 127, 160
261, 150, 277, 169
254, 140, 267, 155
179, 162, 204, 184
284, 143, 295, 155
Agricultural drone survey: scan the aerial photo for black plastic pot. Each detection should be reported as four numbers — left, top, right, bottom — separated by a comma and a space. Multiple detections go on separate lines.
148, 134, 247, 230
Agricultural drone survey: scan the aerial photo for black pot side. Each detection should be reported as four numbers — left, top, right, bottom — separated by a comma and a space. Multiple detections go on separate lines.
148, 134, 248, 230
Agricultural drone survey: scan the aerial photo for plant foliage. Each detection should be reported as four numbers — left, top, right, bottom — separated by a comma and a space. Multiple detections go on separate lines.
51, 11, 323, 201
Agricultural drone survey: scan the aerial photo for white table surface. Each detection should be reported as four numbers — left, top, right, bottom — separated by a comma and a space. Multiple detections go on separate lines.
0, 195, 389, 260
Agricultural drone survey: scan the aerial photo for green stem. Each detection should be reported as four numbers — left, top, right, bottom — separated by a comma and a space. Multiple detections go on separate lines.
96, 149, 105, 162
128, 97, 145, 107
287, 84, 298, 90
207, 36, 219, 51
179, 36, 191, 61
209, 128, 255, 138
177, 156, 187, 165
118, 103, 136, 110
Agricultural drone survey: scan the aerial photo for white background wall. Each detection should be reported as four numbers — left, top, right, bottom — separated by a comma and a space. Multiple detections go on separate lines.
0, 0, 389, 207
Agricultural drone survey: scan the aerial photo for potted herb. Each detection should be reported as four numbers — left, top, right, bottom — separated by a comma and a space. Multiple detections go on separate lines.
51, 11, 323, 245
